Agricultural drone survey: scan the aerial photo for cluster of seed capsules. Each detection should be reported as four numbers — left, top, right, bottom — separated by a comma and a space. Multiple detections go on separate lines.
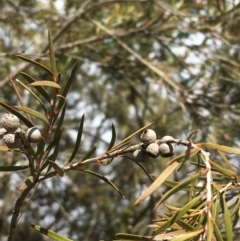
133, 129, 175, 162
0, 113, 42, 149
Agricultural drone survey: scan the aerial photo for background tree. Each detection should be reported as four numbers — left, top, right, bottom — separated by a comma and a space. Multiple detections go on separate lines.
0, 0, 240, 240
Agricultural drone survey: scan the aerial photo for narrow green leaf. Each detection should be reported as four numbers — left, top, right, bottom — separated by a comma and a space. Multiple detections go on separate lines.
206, 214, 213, 241
209, 160, 235, 179
57, 61, 80, 111
30, 80, 61, 89
80, 169, 125, 198
213, 224, 224, 241
19, 71, 51, 103
67, 114, 84, 164
82, 146, 97, 161
61, 61, 79, 98
51, 95, 67, 127
31, 225, 73, 241
106, 123, 116, 151
154, 192, 205, 235
219, 192, 233, 241
52, 102, 67, 137
43, 132, 62, 162
176, 219, 194, 231
40, 159, 51, 172
0, 100, 33, 127
0, 165, 28, 172
154, 230, 199, 241
154, 169, 207, 210
36, 136, 45, 156
19, 172, 38, 191
170, 229, 204, 241
134, 161, 180, 205
16, 79, 48, 114
48, 141, 60, 162
48, 29, 58, 78
168, 147, 200, 165
8, 77, 33, 122
208, 135, 235, 172
198, 143, 240, 154
48, 160, 64, 177
136, 147, 201, 205
116, 233, 152, 240
15, 54, 53, 76
14, 106, 49, 125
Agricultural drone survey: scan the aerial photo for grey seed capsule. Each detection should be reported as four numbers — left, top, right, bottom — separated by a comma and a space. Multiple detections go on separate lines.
146, 143, 160, 158
0, 113, 20, 132
133, 149, 150, 162
140, 129, 157, 145
27, 127, 42, 143
3, 133, 22, 149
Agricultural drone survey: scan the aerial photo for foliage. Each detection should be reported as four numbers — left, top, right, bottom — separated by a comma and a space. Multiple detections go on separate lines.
0, 1, 240, 241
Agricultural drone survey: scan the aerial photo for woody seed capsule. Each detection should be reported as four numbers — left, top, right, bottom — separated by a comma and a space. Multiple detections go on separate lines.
146, 143, 160, 158
27, 127, 42, 143
140, 129, 157, 145
133, 149, 150, 162
3, 133, 22, 149
0, 113, 20, 132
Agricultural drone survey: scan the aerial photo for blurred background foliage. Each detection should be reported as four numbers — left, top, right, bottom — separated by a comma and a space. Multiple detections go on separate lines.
0, 0, 240, 240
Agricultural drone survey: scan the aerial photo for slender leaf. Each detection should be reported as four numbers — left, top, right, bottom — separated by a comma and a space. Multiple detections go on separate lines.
134, 161, 180, 205
52, 102, 67, 137
19, 172, 38, 191
15, 54, 53, 76
30, 80, 61, 89
219, 191, 233, 241
208, 135, 235, 172
19, 71, 51, 103
8, 77, 32, 122
209, 160, 235, 179
214, 224, 224, 241
116, 233, 152, 240
0, 165, 28, 172
16, 79, 48, 114
80, 169, 125, 198
170, 229, 204, 241
52, 95, 67, 126
48, 160, 64, 177
135, 148, 199, 204
61, 61, 80, 98
57, 61, 80, 110
43, 132, 62, 162
36, 136, 45, 156
153, 230, 189, 241
206, 212, 213, 241
31, 225, 73, 241
154, 192, 205, 235
82, 146, 97, 161
67, 114, 84, 164
0, 100, 33, 127
168, 147, 200, 165
106, 123, 116, 151
14, 106, 49, 125
48, 140, 60, 163
154, 169, 207, 210
198, 143, 240, 154
48, 29, 58, 79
